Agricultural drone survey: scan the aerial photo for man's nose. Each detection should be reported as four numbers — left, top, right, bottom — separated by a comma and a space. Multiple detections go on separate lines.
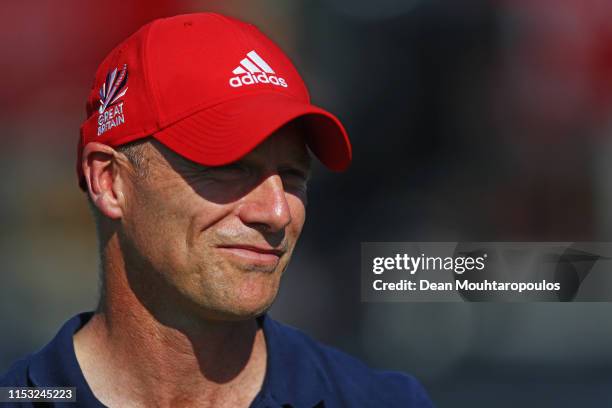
238, 174, 292, 232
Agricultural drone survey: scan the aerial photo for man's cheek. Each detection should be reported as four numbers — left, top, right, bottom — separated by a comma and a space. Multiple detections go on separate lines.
288, 199, 306, 227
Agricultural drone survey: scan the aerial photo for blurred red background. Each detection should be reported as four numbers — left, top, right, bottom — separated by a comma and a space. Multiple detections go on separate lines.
2, 1, 612, 407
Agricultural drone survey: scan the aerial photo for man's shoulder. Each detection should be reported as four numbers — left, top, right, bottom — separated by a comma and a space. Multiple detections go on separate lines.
0, 358, 36, 408
0, 312, 92, 389
265, 317, 434, 407
0, 357, 31, 386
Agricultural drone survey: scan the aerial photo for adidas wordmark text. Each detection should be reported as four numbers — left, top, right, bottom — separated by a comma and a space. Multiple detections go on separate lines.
229, 50, 288, 88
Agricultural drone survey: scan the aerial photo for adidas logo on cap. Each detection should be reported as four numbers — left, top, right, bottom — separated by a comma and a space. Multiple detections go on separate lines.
229, 50, 288, 88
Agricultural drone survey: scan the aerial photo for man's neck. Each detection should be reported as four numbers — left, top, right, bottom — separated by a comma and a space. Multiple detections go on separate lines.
73, 286, 267, 407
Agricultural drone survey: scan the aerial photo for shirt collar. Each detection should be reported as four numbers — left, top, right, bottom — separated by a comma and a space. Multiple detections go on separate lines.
257, 314, 330, 408
26, 312, 329, 408
27, 312, 104, 407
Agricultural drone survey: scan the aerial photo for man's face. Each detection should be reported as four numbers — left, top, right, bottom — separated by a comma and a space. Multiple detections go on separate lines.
118, 125, 310, 321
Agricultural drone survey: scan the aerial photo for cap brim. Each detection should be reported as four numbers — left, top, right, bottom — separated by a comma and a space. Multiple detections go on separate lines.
153, 92, 352, 171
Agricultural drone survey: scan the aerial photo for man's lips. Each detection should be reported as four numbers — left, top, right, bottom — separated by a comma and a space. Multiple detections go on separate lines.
216, 245, 285, 264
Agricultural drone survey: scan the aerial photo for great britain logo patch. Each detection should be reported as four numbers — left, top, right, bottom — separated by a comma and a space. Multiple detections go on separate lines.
97, 64, 128, 136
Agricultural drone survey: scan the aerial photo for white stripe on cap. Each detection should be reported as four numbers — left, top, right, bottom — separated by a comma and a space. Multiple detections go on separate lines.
240, 58, 262, 73
247, 50, 275, 74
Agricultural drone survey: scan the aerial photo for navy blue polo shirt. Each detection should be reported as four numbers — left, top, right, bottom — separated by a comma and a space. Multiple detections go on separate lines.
0, 312, 434, 407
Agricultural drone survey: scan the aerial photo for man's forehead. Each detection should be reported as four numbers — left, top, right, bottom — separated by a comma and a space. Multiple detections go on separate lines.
246, 125, 310, 164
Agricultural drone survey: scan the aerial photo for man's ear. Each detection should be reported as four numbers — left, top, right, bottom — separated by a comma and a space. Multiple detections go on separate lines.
82, 142, 127, 219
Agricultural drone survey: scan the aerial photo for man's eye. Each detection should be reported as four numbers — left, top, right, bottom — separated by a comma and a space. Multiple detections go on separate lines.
280, 169, 309, 187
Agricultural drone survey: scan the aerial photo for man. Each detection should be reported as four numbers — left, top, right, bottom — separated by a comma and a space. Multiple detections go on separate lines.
1, 13, 433, 407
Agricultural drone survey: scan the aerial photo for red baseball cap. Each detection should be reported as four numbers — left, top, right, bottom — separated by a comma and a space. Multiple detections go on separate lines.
77, 12, 352, 190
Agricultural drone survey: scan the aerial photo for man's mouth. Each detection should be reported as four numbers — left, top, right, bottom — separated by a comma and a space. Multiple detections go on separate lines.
216, 244, 285, 264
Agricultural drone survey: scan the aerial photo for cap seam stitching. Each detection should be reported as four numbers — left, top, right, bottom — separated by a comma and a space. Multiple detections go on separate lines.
143, 19, 163, 127
159, 90, 305, 129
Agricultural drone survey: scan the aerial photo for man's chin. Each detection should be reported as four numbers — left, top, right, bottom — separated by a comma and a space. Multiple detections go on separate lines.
204, 303, 274, 322
200, 292, 278, 322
